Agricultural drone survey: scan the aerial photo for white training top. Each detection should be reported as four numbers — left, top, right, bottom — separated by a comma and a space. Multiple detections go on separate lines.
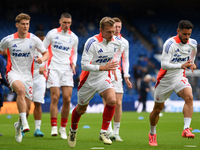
155, 35, 197, 87
33, 50, 45, 77
0, 32, 47, 78
43, 27, 78, 71
113, 33, 130, 78
78, 33, 123, 90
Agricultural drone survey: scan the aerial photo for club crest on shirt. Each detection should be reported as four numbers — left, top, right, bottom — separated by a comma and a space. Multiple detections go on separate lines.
29, 42, 32, 49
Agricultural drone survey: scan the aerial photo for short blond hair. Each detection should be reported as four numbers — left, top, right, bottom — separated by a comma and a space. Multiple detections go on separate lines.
15, 13, 31, 23
112, 17, 121, 23
100, 17, 115, 30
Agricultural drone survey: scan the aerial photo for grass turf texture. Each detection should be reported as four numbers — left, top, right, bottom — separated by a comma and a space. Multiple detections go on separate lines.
0, 112, 199, 150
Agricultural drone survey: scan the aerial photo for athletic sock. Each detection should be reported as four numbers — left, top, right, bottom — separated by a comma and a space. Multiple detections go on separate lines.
61, 118, 68, 128
150, 124, 156, 135
19, 112, 28, 125
113, 122, 120, 135
101, 104, 115, 131
107, 121, 113, 133
71, 107, 81, 130
51, 117, 57, 127
35, 120, 41, 130
184, 117, 191, 130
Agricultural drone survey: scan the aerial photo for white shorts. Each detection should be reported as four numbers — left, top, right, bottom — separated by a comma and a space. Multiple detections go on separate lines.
33, 74, 46, 104
47, 69, 74, 88
154, 77, 191, 103
112, 76, 123, 93
78, 77, 114, 105
110, 69, 123, 93
7, 71, 33, 100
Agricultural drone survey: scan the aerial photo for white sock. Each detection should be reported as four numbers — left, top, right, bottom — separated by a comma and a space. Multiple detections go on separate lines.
113, 122, 120, 135
35, 120, 41, 130
17, 118, 22, 129
19, 113, 28, 125
100, 129, 107, 133
184, 117, 191, 130
150, 124, 156, 135
107, 122, 113, 133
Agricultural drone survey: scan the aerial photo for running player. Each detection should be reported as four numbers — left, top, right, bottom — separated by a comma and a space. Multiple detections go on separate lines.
43, 12, 78, 139
32, 31, 46, 137
67, 16, 122, 148
104, 17, 132, 141
149, 20, 197, 146
0, 13, 49, 143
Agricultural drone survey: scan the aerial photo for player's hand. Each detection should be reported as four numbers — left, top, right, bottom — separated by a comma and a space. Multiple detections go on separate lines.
0, 73, 1, 83
35, 56, 43, 64
124, 77, 132, 88
190, 63, 196, 73
112, 70, 118, 81
101, 59, 118, 71
71, 63, 76, 75
181, 59, 193, 71
39, 67, 46, 75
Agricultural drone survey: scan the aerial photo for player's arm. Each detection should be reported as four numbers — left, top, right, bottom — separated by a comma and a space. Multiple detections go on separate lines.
71, 36, 79, 75
161, 41, 182, 70
189, 49, 197, 73
35, 37, 49, 64
122, 41, 132, 88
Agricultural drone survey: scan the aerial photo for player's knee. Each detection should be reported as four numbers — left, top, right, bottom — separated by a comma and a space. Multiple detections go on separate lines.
63, 97, 71, 104
76, 105, 87, 115
106, 98, 116, 106
185, 94, 193, 104
16, 87, 25, 96
115, 100, 122, 106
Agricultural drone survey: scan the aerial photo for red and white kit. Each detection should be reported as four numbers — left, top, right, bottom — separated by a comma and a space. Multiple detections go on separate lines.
0, 32, 47, 100
154, 35, 197, 103
111, 34, 130, 93
43, 27, 78, 88
78, 33, 123, 105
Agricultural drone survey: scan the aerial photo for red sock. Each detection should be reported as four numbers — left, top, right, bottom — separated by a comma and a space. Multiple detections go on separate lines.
61, 118, 68, 127
101, 104, 115, 130
71, 107, 81, 130
51, 117, 57, 127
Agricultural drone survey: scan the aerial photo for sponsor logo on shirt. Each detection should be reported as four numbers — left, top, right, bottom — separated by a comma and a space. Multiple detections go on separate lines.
96, 55, 112, 63
54, 45, 70, 51
171, 56, 189, 62
13, 52, 30, 57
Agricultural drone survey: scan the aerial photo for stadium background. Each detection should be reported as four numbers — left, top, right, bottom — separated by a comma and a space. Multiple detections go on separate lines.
1, 0, 200, 113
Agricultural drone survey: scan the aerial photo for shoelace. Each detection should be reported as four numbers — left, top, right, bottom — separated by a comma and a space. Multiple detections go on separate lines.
102, 133, 110, 140
150, 135, 156, 142
70, 132, 76, 141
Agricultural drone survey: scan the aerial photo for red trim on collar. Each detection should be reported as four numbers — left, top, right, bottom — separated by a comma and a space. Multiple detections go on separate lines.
95, 33, 114, 42
13, 32, 30, 39
173, 34, 189, 43
57, 27, 71, 35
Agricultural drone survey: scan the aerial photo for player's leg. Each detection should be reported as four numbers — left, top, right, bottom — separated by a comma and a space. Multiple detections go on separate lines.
113, 93, 123, 141
12, 80, 30, 142
149, 102, 164, 146
99, 88, 116, 145
33, 102, 44, 137
50, 87, 60, 136
68, 103, 88, 148
59, 86, 72, 139
177, 87, 195, 138
102, 97, 114, 138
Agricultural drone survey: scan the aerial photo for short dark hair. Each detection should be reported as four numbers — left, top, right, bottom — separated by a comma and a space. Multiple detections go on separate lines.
61, 12, 72, 19
35, 31, 45, 37
178, 20, 193, 30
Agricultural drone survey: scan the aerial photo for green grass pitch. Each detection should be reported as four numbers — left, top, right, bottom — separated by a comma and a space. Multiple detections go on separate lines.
0, 112, 199, 150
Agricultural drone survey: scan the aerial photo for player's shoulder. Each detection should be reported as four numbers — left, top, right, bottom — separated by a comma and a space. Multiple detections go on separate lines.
189, 38, 197, 47
121, 36, 129, 45
70, 31, 79, 40
1, 34, 14, 42
46, 28, 57, 36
